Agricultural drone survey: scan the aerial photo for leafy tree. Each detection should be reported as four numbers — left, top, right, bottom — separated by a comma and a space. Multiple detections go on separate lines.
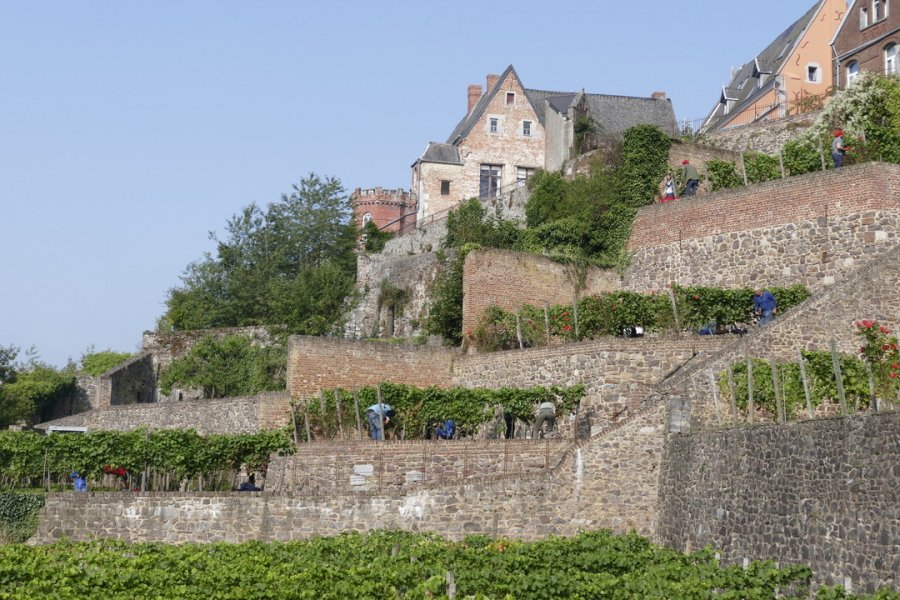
361, 220, 391, 253
79, 350, 132, 376
164, 174, 357, 334
0, 345, 16, 386
0, 364, 76, 428
158, 335, 286, 399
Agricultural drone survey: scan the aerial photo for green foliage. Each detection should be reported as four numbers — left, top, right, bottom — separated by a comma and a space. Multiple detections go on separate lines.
158, 335, 285, 398
378, 281, 410, 316
0, 428, 294, 491
79, 350, 132, 376
705, 159, 742, 191
0, 530, 830, 599
783, 138, 825, 176
525, 170, 571, 228
303, 382, 585, 440
0, 345, 16, 385
468, 285, 811, 351
444, 199, 524, 250
0, 491, 44, 543
362, 220, 391, 253
0, 365, 76, 428
854, 319, 900, 400
743, 151, 781, 184
619, 125, 672, 207
424, 249, 467, 345
164, 174, 357, 334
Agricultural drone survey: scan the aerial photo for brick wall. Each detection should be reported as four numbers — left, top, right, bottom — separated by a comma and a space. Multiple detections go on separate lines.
452, 337, 729, 425
625, 163, 900, 291
658, 412, 900, 594
265, 438, 570, 495
461, 249, 621, 335
350, 187, 415, 233
287, 336, 455, 397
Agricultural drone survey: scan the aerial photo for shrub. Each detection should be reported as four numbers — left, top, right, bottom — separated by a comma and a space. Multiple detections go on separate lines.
705, 159, 742, 191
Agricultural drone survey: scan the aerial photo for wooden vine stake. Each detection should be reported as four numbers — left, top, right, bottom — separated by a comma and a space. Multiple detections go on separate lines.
544, 303, 551, 347
866, 364, 878, 413
515, 307, 524, 350
302, 395, 312, 443
747, 358, 755, 423
333, 389, 345, 439
727, 364, 738, 419
319, 390, 328, 438
353, 389, 363, 439
770, 358, 785, 423
376, 383, 385, 443
289, 400, 300, 446
798, 350, 814, 419
829, 338, 849, 415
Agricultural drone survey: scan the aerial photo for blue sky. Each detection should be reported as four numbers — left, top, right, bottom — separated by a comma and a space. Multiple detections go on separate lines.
0, 0, 835, 367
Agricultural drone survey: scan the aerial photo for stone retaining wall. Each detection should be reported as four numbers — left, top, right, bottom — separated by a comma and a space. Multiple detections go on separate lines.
658, 411, 900, 594
625, 163, 900, 292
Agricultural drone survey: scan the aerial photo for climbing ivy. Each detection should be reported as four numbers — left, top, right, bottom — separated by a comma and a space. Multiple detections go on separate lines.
0, 492, 45, 543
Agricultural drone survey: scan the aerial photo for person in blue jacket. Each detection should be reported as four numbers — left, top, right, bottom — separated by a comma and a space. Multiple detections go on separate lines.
70, 472, 87, 492
433, 419, 455, 440
753, 288, 778, 326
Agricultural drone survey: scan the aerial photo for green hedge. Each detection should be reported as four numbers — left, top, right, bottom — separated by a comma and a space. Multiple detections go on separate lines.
0, 492, 45, 543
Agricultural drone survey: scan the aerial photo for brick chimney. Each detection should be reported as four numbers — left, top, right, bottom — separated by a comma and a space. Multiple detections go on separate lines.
486, 74, 500, 93
467, 84, 483, 114
651, 91, 667, 100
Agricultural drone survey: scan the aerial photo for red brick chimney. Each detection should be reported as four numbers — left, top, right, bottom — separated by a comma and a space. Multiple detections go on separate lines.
651, 91, 667, 99
486, 74, 500, 93
467, 84, 483, 114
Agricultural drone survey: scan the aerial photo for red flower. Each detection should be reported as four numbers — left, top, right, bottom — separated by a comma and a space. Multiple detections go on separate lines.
880, 326, 891, 334
563, 325, 573, 332
883, 344, 892, 351
692, 294, 701, 301
892, 363, 899, 370
891, 372, 898, 379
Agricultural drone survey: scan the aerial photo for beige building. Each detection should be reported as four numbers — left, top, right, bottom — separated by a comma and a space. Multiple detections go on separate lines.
412, 65, 676, 221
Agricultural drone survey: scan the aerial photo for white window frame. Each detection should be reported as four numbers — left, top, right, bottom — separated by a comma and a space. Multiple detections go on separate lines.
886, 43, 898, 75
806, 63, 822, 83
846, 61, 860, 84
489, 117, 498, 134
522, 120, 532, 137
516, 167, 534, 186
874, 0, 884, 21
362, 212, 373, 225
861, 6, 869, 28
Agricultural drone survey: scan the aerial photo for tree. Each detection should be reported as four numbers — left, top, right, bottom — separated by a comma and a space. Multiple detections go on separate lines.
0, 357, 76, 428
163, 174, 358, 334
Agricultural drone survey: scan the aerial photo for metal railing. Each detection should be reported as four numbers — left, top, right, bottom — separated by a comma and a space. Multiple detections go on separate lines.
678, 90, 832, 137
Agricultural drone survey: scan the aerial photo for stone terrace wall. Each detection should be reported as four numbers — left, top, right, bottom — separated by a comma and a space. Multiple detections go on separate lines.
461, 249, 621, 335
34, 392, 291, 435
625, 163, 900, 292
452, 337, 729, 427
31, 404, 667, 545
702, 110, 819, 154
658, 412, 900, 593
287, 336, 455, 397
667, 244, 900, 430
105, 352, 155, 406
344, 251, 442, 339
142, 326, 270, 372
265, 438, 570, 495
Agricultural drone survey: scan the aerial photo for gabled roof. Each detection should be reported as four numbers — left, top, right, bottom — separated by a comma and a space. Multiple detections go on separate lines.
445, 65, 547, 144
443, 64, 676, 145
703, 0, 824, 131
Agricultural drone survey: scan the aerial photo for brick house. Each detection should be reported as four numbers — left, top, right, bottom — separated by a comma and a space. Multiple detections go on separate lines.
701, 0, 846, 132
411, 65, 676, 221
831, 0, 899, 87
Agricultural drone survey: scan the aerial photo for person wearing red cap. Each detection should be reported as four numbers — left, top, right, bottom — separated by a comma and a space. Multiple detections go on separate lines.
681, 159, 700, 196
831, 129, 847, 168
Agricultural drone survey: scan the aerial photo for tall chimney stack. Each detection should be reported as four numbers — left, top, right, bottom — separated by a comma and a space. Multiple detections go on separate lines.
467, 84, 483, 114
486, 74, 500, 93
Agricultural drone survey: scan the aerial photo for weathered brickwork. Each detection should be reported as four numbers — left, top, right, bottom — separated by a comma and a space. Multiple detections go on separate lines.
658, 412, 900, 594
461, 249, 622, 335
625, 163, 900, 291
452, 337, 729, 426
350, 187, 416, 233
286, 336, 455, 398
34, 392, 291, 435
665, 244, 900, 430
265, 439, 570, 495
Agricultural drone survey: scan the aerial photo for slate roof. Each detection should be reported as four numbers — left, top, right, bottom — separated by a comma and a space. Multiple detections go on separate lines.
416, 142, 461, 166
702, 0, 824, 131
432, 64, 675, 155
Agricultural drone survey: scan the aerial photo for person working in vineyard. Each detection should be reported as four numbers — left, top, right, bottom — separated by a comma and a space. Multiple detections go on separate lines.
753, 288, 778, 327
533, 401, 557, 438
681, 160, 700, 197
366, 401, 393, 441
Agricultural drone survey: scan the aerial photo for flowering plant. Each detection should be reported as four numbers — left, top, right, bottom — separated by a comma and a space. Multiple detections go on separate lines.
855, 319, 900, 401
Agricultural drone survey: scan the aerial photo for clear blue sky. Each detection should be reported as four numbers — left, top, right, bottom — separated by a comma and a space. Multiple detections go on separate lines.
0, 0, 835, 367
